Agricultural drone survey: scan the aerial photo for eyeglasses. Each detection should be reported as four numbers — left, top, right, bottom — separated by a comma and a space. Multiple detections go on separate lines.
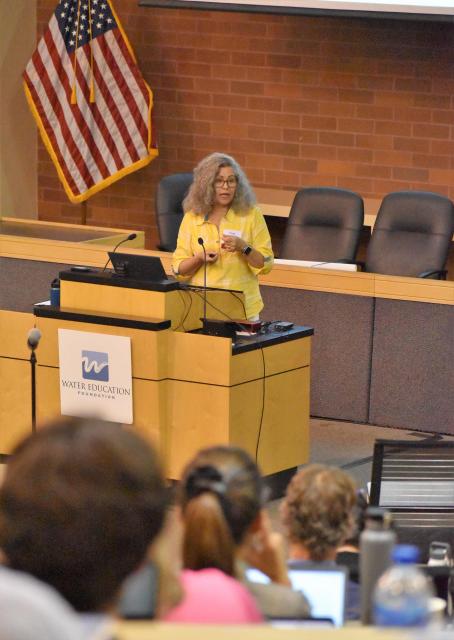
214, 176, 237, 189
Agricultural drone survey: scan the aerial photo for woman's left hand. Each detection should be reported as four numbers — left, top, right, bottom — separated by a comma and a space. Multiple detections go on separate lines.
222, 234, 246, 253
242, 512, 291, 586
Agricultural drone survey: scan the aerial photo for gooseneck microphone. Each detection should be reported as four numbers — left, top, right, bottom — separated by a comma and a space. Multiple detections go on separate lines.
27, 328, 42, 433
27, 328, 42, 350
101, 233, 137, 272
198, 237, 208, 332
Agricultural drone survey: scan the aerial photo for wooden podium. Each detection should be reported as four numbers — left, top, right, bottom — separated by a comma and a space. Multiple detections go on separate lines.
33, 268, 312, 479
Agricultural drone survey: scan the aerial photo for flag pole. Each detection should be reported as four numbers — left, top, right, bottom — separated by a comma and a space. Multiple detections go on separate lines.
80, 200, 87, 225
23, 0, 158, 205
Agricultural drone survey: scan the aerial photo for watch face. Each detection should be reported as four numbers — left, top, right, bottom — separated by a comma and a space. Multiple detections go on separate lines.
243, 245, 252, 255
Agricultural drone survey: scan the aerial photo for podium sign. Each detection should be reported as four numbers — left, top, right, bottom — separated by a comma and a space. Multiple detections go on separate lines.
58, 329, 133, 423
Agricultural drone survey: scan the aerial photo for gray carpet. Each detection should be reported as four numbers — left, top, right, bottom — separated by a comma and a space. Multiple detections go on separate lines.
308, 417, 454, 488
266, 417, 454, 530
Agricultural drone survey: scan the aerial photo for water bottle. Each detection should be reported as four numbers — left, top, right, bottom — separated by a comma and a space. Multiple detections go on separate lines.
373, 544, 433, 627
50, 278, 60, 307
360, 507, 396, 624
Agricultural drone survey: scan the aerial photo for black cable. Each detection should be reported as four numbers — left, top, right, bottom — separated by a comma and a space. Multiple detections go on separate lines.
191, 290, 253, 335
189, 289, 266, 460
181, 290, 193, 330
175, 289, 187, 331
175, 288, 192, 331
255, 345, 266, 463
183, 287, 266, 461
228, 291, 248, 322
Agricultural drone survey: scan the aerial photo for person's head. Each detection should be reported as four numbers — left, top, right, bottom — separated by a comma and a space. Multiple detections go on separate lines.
0, 417, 169, 612
179, 446, 263, 576
183, 153, 256, 216
281, 464, 356, 562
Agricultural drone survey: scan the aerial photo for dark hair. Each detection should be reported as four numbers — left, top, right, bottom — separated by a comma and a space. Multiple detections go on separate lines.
180, 446, 262, 576
0, 418, 168, 612
343, 489, 369, 548
281, 464, 356, 562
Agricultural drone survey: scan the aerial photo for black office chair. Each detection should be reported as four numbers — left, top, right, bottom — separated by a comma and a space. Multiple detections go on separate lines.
155, 173, 193, 252
370, 439, 454, 563
364, 191, 454, 279
280, 187, 364, 263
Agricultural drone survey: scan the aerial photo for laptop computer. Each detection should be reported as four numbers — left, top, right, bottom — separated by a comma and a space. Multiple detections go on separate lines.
246, 565, 347, 627
117, 562, 158, 620
108, 252, 167, 282
287, 566, 347, 627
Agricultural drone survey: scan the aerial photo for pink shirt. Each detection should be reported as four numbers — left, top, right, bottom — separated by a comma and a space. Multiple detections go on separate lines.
164, 568, 263, 624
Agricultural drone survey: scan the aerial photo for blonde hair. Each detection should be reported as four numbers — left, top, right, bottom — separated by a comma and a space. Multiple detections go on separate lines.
183, 153, 256, 216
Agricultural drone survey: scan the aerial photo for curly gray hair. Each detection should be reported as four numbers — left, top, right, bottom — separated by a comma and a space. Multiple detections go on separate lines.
183, 153, 256, 216
281, 464, 355, 562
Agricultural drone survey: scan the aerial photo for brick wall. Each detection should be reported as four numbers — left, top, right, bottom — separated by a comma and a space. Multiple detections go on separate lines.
36, 1, 454, 247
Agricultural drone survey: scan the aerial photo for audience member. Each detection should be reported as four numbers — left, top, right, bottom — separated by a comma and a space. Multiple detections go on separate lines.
281, 464, 359, 619
0, 566, 83, 640
165, 445, 310, 623
0, 418, 171, 637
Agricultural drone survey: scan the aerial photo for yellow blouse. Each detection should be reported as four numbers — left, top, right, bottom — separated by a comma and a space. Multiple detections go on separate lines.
172, 206, 274, 319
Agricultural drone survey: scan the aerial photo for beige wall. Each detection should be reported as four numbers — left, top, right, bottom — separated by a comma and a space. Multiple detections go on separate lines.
0, 1, 37, 218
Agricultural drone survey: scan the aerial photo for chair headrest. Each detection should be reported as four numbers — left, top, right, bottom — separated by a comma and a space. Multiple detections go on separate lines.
375, 191, 454, 236
288, 187, 364, 228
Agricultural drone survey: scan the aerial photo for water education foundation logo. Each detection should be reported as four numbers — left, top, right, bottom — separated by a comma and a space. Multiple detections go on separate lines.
59, 329, 132, 423
81, 350, 109, 382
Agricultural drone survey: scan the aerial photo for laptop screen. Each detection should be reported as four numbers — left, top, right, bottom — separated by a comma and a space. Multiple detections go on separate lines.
246, 566, 347, 627
287, 568, 347, 627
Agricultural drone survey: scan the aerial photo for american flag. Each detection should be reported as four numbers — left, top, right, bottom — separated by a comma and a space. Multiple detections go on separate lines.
23, 0, 158, 203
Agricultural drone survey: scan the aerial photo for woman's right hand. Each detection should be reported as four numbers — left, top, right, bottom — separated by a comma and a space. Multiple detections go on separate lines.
177, 251, 218, 276
198, 250, 218, 264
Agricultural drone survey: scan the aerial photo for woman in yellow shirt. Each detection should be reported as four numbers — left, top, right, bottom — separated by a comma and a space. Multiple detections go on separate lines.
172, 153, 274, 320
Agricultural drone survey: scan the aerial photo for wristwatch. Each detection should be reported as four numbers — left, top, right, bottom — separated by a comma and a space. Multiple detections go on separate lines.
242, 244, 253, 256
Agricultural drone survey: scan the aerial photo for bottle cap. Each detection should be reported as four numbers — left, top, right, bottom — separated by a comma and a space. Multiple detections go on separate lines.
365, 506, 393, 529
392, 544, 420, 564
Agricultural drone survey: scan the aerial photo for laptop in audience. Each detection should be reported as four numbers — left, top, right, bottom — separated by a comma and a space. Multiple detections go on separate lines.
246, 565, 348, 627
